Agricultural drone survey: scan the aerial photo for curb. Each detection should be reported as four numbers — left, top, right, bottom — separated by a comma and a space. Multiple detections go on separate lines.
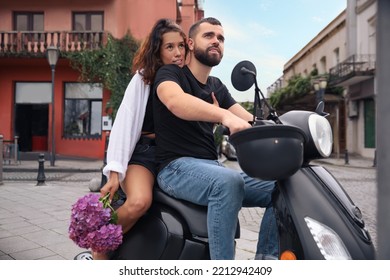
313, 159, 376, 169
3, 167, 101, 173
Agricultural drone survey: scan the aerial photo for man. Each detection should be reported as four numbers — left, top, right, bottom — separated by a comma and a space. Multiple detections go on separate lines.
153, 17, 278, 260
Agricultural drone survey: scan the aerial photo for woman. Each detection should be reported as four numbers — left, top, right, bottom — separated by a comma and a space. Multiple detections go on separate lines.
94, 19, 188, 259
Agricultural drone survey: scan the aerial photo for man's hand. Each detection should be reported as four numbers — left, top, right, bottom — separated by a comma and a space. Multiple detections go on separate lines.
221, 111, 251, 135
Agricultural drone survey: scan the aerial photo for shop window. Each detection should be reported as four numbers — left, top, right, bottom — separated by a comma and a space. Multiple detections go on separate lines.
64, 83, 102, 138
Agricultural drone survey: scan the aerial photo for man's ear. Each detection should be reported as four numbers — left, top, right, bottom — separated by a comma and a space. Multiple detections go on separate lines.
187, 38, 194, 51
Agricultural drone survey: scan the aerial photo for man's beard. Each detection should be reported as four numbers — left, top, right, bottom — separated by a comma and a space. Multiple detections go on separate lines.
193, 46, 223, 67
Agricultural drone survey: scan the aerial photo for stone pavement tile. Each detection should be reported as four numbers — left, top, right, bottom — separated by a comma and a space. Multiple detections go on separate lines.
235, 249, 253, 260
235, 228, 259, 260
9, 247, 57, 260
37, 220, 69, 231
0, 220, 33, 231
0, 216, 27, 225
27, 216, 58, 225
40, 254, 66, 260
8, 225, 43, 235
0, 254, 14, 260
0, 229, 13, 239
17, 211, 53, 221
0, 236, 41, 254
21, 229, 69, 246
50, 209, 73, 221
51, 226, 69, 236
49, 241, 84, 260
0, 210, 19, 220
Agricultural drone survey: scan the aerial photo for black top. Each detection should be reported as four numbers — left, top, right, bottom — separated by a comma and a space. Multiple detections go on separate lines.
153, 64, 236, 170
141, 84, 154, 133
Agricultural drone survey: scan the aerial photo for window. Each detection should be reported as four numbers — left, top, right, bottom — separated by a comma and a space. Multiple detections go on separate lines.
320, 56, 327, 74
64, 83, 103, 138
333, 48, 340, 66
73, 12, 103, 31
368, 16, 376, 55
14, 12, 44, 42
72, 12, 104, 49
14, 12, 44, 31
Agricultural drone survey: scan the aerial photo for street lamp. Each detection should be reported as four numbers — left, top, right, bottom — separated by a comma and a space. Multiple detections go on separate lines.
46, 46, 59, 166
313, 77, 327, 104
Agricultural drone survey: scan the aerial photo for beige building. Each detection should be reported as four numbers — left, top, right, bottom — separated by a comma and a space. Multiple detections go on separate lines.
337, 0, 376, 158
269, 10, 347, 157
268, 0, 377, 159
283, 11, 347, 84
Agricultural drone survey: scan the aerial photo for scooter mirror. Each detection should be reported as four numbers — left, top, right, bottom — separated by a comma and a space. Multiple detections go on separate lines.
315, 101, 329, 117
231, 60, 257, 91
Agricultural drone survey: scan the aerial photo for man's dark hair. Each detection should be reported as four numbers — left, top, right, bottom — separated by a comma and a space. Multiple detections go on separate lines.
188, 17, 222, 38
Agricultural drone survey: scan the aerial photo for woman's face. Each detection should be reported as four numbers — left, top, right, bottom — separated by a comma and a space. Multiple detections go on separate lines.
160, 31, 186, 67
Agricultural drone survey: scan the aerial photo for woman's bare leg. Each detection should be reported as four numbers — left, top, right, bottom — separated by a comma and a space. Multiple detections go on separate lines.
93, 164, 154, 260
117, 164, 154, 233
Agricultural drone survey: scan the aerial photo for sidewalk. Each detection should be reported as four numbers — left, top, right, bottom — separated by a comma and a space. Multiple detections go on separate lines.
2, 152, 376, 175
314, 153, 376, 169
0, 154, 375, 260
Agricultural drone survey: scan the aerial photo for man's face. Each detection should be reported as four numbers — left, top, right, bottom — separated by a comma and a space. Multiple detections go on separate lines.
190, 22, 225, 67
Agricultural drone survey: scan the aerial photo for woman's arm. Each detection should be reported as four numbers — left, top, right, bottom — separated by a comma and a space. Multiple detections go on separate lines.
103, 72, 150, 182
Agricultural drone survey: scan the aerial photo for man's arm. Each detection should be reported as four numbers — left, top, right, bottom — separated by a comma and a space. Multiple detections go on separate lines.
228, 103, 253, 122
157, 81, 251, 134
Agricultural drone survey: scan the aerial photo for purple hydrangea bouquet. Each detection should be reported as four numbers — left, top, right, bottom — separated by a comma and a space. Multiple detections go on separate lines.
69, 193, 123, 253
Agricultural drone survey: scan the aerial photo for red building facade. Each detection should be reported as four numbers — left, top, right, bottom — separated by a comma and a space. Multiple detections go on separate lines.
0, 0, 204, 159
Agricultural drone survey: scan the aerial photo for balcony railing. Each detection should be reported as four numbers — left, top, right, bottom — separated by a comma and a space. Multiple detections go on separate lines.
329, 54, 375, 87
0, 31, 108, 57
267, 76, 284, 96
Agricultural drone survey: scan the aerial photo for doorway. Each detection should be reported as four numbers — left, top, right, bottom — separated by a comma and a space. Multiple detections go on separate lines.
15, 104, 49, 152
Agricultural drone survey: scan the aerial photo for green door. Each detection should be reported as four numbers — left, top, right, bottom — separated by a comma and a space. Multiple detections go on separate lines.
364, 98, 376, 148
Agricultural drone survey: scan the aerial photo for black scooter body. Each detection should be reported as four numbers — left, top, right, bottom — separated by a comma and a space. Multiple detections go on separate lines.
110, 188, 211, 260
274, 165, 375, 260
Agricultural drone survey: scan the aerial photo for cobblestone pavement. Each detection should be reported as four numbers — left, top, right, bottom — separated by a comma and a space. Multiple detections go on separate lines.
0, 155, 378, 260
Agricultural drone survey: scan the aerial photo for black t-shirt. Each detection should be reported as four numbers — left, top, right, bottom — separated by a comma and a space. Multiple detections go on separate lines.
141, 84, 154, 133
153, 64, 236, 170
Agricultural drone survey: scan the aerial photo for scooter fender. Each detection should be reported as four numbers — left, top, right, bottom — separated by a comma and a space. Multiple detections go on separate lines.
273, 165, 376, 260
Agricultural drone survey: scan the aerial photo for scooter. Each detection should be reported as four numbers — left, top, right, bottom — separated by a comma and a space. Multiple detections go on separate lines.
75, 61, 375, 260
229, 60, 376, 260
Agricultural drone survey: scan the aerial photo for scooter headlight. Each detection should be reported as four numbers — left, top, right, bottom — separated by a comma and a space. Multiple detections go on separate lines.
308, 114, 333, 157
304, 216, 352, 260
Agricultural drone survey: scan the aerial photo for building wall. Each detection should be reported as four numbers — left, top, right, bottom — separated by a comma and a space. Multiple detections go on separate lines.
278, 11, 347, 157
0, 0, 203, 159
345, 0, 376, 158
0, 0, 179, 40
283, 11, 347, 82
273, 1, 377, 159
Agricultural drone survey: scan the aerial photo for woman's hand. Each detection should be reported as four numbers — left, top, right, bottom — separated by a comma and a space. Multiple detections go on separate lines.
100, 172, 120, 202
211, 92, 219, 107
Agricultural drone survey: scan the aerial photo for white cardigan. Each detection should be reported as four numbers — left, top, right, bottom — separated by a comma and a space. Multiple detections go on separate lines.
102, 72, 150, 182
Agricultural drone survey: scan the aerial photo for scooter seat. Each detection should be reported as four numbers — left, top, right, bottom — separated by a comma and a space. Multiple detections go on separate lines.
153, 187, 240, 238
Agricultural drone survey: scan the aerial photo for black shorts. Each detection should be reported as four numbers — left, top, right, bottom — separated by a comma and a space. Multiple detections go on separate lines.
128, 136, 157, 177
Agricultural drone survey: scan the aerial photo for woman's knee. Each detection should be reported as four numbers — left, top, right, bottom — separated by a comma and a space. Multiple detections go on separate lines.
123, 195, 152, 217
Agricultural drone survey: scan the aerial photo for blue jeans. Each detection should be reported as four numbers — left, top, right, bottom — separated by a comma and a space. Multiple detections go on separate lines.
157, 157, 279, 260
